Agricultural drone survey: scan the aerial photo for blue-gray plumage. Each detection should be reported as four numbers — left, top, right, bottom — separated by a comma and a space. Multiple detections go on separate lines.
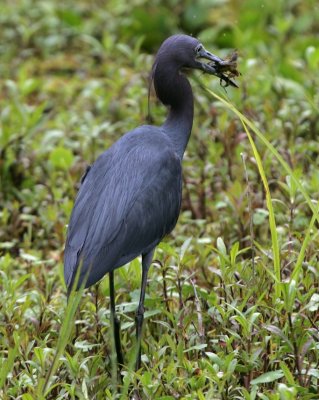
64, 34, 237, 370
64, 128, 181, 288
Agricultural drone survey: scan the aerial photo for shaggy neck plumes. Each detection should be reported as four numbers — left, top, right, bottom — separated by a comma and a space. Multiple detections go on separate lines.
153, 61, 194, 159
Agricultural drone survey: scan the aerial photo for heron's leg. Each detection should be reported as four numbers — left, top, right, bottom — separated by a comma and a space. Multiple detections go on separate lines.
109, 271, 124, 367
135, 249, 154, 370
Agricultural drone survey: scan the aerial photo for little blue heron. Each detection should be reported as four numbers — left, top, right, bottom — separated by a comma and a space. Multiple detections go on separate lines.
64, 34, 237, 370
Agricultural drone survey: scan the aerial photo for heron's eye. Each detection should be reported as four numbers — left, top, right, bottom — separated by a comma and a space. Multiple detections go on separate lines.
195, 44, 203, 56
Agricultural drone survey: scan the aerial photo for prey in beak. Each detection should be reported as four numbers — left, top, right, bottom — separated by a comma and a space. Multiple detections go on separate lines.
195, 44, 240, 88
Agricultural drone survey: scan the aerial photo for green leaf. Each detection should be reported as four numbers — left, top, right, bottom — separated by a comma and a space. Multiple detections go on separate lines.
230, 241, 239, 266
217, 237, 227, 255
197, 390, 206, 400
253, 208, 269, 225
0, 343, 18, 389
22, 395, 35, 400
278, 383, 297, 398
205, 352, 222, 365
49, 147, 74, 170
179, 236, 192, 262
183, 343, 207, 353
250, 370, 284, 385
279, 362, 295, 385
305, 46, 319, 70
307, 293, 319, 312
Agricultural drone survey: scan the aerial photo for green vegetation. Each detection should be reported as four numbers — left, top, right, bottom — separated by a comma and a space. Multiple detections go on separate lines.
1, 0, 319, 398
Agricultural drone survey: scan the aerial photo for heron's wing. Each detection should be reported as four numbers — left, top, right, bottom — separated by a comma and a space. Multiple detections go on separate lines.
64, 129, 182, 288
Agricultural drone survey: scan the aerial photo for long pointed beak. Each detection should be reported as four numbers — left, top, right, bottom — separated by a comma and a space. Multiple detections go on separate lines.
198, 47, 223, 64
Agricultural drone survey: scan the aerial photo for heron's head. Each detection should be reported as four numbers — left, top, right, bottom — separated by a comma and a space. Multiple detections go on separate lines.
153, 34, 238, 88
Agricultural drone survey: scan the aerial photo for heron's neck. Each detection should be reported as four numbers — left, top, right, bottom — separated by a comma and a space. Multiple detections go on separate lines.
154, 67, 194, 159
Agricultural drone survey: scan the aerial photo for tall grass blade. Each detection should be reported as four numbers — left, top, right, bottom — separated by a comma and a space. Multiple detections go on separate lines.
203, 87, 319, 296
240, 119, 281, 297
36, 266, 85, 398
204, 88, 319, 223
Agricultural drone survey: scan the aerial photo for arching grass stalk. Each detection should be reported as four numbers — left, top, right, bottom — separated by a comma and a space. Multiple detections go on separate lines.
36, 269, 84, 399
203, 86, 319, 295
240, 119, 281, 298
204, 88, 319, 221
241, 152, 256, 275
